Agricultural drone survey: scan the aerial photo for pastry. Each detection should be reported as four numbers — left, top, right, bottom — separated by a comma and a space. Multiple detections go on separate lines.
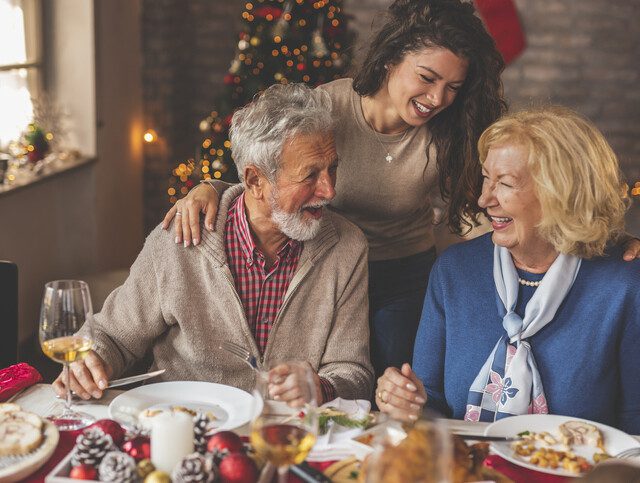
0, 405, 43, 456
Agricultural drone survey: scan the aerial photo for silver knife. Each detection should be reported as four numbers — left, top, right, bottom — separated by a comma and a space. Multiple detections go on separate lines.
454, 433, 523, 442
107, 369, 166, 388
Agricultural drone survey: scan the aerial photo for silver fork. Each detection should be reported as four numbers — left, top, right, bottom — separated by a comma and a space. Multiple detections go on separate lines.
220, 341, 260, 372
615, 446, 640, 459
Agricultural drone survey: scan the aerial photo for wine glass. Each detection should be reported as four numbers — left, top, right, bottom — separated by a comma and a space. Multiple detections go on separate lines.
250, 361, 319, 483
39, 279, 96, 431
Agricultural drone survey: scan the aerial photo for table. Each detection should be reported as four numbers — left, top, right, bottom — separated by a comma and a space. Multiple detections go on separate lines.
12, 384, 640, 483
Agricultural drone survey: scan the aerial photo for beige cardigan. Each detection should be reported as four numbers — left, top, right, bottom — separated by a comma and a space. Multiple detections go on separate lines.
87, 185, 374, 400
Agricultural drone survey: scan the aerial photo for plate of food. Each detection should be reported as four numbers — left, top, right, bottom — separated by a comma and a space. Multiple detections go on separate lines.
108, 381, 260, 432
0, 403, 60, 482
485, 414, 640, 477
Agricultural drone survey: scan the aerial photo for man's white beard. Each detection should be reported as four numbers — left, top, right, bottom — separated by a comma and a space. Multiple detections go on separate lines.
269, 190, 326, 241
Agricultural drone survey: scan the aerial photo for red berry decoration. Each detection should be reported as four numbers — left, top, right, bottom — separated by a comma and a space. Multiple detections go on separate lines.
218, 453, 258, 483
69, 464, 98, 480
207, 431, 244, 455
122, 435, 151, 461
87, 419, 126, 446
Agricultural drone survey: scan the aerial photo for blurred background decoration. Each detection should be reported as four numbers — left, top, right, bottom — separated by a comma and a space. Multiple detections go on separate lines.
166, 0, 355, 204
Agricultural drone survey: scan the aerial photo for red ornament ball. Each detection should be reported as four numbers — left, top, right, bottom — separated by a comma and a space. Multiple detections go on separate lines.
207, 431, 244, 455
69, 464, 98, 480
223, 74, 234, 85
87, 419, 126, 446
122, 435, 151, 461
218, 453, 258, 483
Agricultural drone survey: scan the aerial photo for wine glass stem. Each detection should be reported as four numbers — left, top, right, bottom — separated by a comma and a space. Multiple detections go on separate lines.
64, 362, 73, 413
277, 465, 289, 483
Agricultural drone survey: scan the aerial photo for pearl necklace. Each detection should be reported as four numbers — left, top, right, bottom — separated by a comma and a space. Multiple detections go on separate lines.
518, 277, 541, 287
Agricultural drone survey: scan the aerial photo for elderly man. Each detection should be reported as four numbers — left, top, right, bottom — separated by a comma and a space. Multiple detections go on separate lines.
54, 83, 373, 405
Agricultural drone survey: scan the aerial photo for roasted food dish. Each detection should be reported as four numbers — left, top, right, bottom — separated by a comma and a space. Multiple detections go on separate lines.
360, 421, 512, 483
512, 421, 610, 475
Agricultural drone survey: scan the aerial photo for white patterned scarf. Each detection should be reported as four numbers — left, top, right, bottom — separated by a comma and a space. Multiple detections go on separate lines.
464, 245, 581, 422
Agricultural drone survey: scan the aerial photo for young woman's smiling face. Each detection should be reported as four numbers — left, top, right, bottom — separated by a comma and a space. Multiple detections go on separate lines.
384, 46, 468, 128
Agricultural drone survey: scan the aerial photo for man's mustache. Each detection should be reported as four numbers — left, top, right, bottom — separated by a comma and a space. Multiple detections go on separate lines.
301, 200, 329, 210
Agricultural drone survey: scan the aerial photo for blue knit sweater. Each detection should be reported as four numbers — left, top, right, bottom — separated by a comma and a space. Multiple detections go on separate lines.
413, 233, 640, 434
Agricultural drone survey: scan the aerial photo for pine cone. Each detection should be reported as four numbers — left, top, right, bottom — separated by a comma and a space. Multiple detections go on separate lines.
98, 451, 138, 482
193, 412, 212, 454
172, 453, 217, 483
71, 427, 115, 467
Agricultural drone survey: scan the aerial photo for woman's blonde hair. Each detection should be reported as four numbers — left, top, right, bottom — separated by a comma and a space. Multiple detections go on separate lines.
478, 106, 628, 259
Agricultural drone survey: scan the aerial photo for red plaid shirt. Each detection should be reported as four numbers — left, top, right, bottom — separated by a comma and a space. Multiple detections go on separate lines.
224, 193, 336, 402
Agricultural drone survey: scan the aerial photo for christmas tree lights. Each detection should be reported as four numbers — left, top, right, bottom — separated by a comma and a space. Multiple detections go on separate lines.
167, 0, 354, 203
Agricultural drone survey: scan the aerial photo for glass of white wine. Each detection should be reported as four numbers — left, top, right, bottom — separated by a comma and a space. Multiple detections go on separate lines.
39, 280, 96, 431
250, 361, 319, 483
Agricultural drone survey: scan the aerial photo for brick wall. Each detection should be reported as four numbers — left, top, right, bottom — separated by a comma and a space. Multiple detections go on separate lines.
142, 0, 640, 233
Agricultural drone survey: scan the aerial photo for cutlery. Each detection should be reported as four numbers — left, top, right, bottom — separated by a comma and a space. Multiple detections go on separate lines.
220, 341, 260, 372
290, 461, 333, 483
59, 369, 167, 398
615, 447, 640, 459
454, 433, 523, 442
106, 369, 166, 388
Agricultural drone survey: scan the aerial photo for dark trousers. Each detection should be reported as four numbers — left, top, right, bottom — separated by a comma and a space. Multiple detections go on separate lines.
368, 248, 437, 379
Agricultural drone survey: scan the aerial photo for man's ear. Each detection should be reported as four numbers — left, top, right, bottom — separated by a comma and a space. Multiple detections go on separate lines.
244, 165, 267, 199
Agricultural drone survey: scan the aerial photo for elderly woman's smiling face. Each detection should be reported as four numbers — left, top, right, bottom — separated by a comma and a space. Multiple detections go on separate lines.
478, 144, 557, 270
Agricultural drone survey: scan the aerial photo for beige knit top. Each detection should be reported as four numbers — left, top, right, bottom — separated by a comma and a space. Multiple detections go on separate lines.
319, 78, 440, 262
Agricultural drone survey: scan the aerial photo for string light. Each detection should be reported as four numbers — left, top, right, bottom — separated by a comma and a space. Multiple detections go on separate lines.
143, 129, 157, 143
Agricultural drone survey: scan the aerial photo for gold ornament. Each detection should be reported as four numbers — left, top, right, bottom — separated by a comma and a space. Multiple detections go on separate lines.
250, 36, 260, 47
144, 470, 170, 483
229, 59, 241, 74
137, 459, 155, 479
311, 29, 329, 58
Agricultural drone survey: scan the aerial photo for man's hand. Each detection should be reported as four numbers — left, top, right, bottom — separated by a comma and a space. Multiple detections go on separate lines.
161, 182, 220, 247
375, 363, 427, 422
267, 361, 322, 408
52, 351, 113, 400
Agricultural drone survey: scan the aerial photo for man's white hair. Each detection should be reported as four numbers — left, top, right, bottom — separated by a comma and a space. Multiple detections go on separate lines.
229, 83, 334, 183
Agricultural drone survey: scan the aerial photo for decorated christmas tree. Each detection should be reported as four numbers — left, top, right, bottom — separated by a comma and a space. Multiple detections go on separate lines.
167, 0, 354, 203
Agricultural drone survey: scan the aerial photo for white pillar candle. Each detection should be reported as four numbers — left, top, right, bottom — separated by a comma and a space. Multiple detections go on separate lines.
151, 411, 194, 473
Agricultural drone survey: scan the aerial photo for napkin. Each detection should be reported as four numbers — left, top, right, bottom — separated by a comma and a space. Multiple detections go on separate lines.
307, 398, 371, 462
0, 362, 43, 402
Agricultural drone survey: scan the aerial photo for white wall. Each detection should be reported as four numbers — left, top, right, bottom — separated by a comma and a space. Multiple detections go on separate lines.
0, 0, 143, 357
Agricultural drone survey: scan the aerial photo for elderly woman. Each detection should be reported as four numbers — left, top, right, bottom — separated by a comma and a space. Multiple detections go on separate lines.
375, 107, 640, 434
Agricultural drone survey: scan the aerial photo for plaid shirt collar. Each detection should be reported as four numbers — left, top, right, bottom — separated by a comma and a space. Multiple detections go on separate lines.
229, 192, 302, 267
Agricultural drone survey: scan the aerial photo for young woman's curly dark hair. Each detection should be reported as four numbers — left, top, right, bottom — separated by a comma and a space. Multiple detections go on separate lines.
353, 0, 507, 235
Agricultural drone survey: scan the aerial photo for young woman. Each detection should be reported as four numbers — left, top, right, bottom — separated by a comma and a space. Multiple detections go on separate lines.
160, 0, 639, 379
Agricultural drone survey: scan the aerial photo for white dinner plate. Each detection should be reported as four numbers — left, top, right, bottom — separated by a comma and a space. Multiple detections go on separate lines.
485, 414, 640, 478
108, 381, 260, 432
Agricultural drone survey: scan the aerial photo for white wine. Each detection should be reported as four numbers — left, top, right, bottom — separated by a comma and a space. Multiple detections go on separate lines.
41, 335, 94, 364
250, 423, 316, 467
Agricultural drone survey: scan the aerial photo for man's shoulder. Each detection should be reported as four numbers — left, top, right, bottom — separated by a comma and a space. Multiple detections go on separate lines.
324, 209, 367, 252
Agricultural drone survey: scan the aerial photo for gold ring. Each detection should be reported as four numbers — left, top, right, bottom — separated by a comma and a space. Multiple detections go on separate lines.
378, 391, 386, 403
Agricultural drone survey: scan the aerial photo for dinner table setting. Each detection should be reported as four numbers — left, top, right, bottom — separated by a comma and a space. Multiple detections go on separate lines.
2, 360, 640, 483
1, 280, 639, 483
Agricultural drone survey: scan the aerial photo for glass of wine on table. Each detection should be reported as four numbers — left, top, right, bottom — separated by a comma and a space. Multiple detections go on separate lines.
250, 361, 319, 483
39, 280, 96, 431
